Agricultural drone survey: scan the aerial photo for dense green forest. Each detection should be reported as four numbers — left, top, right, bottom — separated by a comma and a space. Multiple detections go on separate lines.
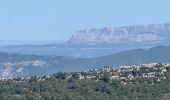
0, 63, 170, 100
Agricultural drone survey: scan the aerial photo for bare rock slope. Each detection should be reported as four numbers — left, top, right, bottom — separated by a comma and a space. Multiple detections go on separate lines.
68, 23, 170, 44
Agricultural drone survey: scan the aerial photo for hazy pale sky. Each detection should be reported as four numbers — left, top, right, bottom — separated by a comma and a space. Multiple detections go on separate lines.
0, 0, 170, 41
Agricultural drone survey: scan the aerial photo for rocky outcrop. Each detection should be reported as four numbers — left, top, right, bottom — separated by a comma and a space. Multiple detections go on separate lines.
68, 23, 170, 44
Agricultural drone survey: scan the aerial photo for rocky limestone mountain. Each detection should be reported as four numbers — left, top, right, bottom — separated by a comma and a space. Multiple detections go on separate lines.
68, 23, 170, 44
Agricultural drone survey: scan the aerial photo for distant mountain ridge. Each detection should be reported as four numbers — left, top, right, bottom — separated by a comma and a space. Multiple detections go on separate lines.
1, 23, 170, 58
68, 23, 170, 44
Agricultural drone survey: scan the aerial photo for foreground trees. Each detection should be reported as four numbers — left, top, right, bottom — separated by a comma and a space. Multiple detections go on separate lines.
0, 77, 170, 100
0, 64, 170, 100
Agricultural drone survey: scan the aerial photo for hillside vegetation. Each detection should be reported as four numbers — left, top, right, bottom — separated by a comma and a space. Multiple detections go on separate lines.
0, 63, 170, 100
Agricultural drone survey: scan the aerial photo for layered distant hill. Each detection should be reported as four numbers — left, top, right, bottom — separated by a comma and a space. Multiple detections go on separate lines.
1, 46, 170, 79
68, 23, 170, 44
1, 23, 170, 79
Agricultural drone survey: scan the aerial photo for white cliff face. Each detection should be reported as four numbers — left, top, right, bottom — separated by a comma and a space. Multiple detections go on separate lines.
0, 63, 14, 79
68, 23, 170, 44
0, 60, 47, 79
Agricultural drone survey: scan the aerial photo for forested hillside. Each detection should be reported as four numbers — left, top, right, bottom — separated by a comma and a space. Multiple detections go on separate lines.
0, 63, 170, 100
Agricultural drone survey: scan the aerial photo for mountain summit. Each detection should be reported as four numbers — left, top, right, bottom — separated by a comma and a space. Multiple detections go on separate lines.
68, 23, 170, 44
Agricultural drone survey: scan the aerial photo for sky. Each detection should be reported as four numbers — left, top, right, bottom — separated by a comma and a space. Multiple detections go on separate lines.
0, 0, 170, 42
